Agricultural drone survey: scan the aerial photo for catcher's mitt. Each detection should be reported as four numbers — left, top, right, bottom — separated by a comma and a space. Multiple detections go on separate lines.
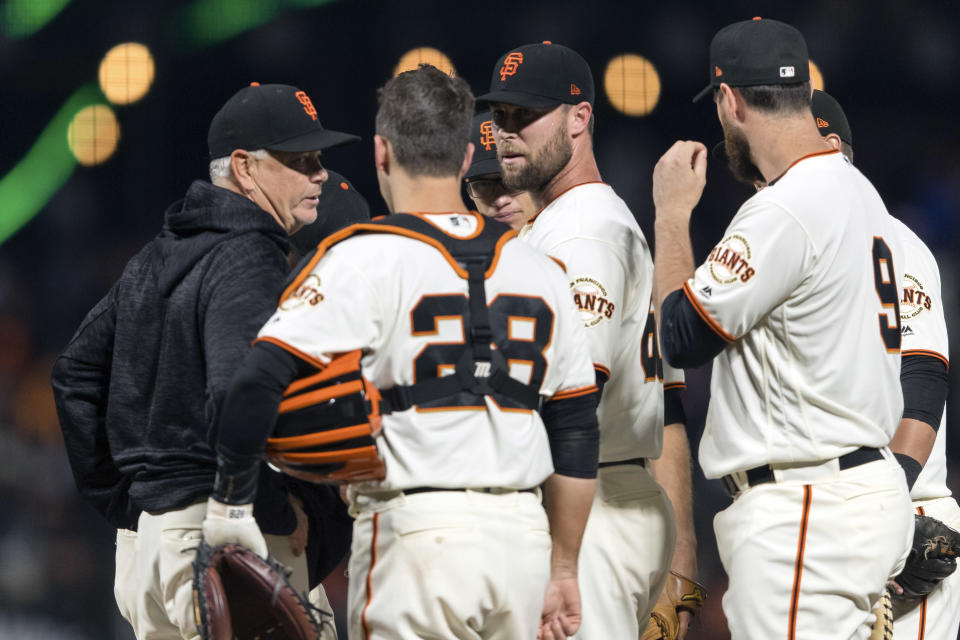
192, 540, 330, 640
641, 571, 708, 640
890, 514, 960, 617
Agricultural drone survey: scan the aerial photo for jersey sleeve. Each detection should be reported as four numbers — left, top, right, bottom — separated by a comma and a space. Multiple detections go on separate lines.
256, 244, 383, 364
684, 199, 815, 341
544, 237, 628, 376
538, 261, 599, 400
899, 247, 949, 368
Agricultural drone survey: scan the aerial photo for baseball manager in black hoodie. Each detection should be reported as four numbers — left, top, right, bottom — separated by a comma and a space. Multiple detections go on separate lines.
51, 83, 358, 639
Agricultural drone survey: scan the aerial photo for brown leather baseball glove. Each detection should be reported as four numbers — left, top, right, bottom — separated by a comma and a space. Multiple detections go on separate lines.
641, 571, 707, 640
192, 541, 331, 639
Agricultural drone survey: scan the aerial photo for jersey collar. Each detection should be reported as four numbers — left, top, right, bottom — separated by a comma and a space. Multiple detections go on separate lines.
766, 149, 841, 187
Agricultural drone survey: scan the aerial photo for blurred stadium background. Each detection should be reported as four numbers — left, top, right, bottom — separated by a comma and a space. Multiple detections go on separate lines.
1, 0, 957, 637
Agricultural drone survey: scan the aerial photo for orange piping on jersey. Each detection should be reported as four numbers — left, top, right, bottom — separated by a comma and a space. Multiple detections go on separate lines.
767, 149, 841, 186
279, 379, 364, 412
918, 596, 927, 639
526, 181, 608, 225
663, 382, 686, 390
548, 256, 567, 272
269, 423, 371, 450
917, 506, 925, 516
283, 350, 363, 396
902, 349, 950, 371
788, 485, 812, 640
682, 281, 735, 343
275, 445, 377, 464
405, 210, 486, 240
593, 363, 611, 379
362, 512, 380, 640
551, 384, 599, 400
488, 395, 536, 414
254, 336, 328, 369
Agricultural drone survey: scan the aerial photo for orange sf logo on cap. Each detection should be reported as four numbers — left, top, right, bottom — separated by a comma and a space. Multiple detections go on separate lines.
295, 91, 318, 121
500, 52, 524, 81
479, 120, 496, 150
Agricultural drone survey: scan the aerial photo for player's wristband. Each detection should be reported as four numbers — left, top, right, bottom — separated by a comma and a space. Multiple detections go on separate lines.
212, 444, 261, 505
894, 453, 922, 491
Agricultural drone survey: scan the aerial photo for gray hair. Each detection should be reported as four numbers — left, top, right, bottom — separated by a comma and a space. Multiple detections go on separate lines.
208, 149, 269, 182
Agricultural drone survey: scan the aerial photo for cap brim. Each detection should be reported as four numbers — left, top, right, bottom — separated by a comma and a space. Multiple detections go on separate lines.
692, 83, 714, 103
464, 157, 501, 180
476, 90, 563, 109
269, 128, 362, 153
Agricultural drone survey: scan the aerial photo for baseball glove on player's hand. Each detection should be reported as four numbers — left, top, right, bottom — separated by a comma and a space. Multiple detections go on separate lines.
192, 540, 329, 640
890, 514, 960, 615
641, 571, 707, 640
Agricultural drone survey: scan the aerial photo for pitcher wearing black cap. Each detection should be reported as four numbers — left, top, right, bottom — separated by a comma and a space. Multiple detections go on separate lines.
480, 42, 700, 640
51, 82, 358, 639
652, 17, 913, 639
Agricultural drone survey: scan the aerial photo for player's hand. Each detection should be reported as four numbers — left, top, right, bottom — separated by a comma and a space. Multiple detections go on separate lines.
653, 140, 708, 220
202, 497, 269, 559
537, 575, 582, 640
289, 494, 309, 557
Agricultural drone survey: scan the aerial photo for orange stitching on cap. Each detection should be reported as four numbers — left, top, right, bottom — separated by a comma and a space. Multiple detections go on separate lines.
715, 66, 723, 77
340, 181, 349, 190
570, 84, 581, 96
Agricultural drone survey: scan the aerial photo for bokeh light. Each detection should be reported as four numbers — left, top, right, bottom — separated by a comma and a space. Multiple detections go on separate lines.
394, 47, 455, 76
809, 60, 824, 91
67, 105, 120, 166
99, 42, 155, 105
604, 54, 661, 117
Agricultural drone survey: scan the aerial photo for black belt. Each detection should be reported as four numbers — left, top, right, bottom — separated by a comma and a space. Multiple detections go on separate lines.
403, 486, 537, 495
720, 447, 884, 498
598, 457, 647, 469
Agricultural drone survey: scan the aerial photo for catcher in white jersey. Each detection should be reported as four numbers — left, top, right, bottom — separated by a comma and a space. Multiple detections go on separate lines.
812, 90, 959, 640
479, 42, 703, 639
200, 66, 601, 640
653, 18, 914, 639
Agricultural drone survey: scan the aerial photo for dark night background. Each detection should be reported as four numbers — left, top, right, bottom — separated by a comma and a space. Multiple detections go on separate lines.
1, 1, 957, 637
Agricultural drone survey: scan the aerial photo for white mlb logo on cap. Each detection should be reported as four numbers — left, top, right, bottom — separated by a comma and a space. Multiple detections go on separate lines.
779, 66, 795, 78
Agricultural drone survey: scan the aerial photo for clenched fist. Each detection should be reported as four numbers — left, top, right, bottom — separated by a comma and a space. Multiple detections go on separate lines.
652, 140, 708, 221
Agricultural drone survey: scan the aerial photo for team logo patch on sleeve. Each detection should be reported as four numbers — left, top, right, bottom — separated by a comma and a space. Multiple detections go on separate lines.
900, 273, 933, 319
280, 273, 325, 311
570, 276, 615, 326
707, 234, 756, 284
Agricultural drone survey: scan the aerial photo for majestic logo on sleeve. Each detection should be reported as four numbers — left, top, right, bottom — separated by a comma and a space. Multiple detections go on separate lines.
571, 276, 615, 326
280, 274, 324, 310
707, 234, 756, 284
500, 52, 524, 81
479, 120, 496, 151
900, 273, 933, 320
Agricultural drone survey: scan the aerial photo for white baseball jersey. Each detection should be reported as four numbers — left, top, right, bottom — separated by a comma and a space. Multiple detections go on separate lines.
258, 212, 596, 491
518, 182, 684, 463
891, 216, 951, 501
687, 150, 906, 478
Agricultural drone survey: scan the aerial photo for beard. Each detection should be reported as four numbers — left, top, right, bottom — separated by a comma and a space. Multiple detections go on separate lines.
722, 122, 765, 186
499, 120, 573, 192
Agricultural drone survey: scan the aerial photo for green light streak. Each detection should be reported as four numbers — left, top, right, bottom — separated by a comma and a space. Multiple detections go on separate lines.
1, 0, 73, 38
176, 0, 339, 47
0, 84, 105, 244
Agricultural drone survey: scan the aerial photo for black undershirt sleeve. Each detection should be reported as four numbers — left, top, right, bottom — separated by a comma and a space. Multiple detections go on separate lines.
664, 386, 686, 426
594, 367, 609, 399
540, 391, 600, 479
900, 354, 948, 431
659, 289, 728, 369
212, 341, 310, 504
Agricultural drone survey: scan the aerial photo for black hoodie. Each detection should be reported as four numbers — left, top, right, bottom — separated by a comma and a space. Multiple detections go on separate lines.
51, 180, 298, 531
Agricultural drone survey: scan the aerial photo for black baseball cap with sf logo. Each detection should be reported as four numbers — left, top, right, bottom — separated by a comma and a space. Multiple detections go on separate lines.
477, 42, 594, 109
208, 83, 360, 159
693, 17, 809, 102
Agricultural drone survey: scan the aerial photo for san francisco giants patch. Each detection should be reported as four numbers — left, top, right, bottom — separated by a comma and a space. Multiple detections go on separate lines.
707, 234, 756, 284
900, 273, 933, 320
280, 273, 325, 311
570, 276, 615, 326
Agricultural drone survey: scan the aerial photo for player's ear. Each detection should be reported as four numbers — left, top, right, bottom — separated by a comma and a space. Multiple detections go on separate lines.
568, 102, 592, 137
230, 149, 258, 195
459, 142, 475, 180
373, 134, 390, 175
718, 83, 746, 123
824, 133, 843, 152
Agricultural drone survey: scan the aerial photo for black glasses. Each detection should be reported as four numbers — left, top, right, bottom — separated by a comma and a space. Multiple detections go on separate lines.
465, 178, 520, 200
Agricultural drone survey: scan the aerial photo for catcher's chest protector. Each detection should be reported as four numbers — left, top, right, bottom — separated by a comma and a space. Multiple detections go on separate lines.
269, 213, 538, 483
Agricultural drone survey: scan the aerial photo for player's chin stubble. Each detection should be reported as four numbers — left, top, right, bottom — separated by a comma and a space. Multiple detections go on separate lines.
500, 123, 573, 193
723, 124, 766, 186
